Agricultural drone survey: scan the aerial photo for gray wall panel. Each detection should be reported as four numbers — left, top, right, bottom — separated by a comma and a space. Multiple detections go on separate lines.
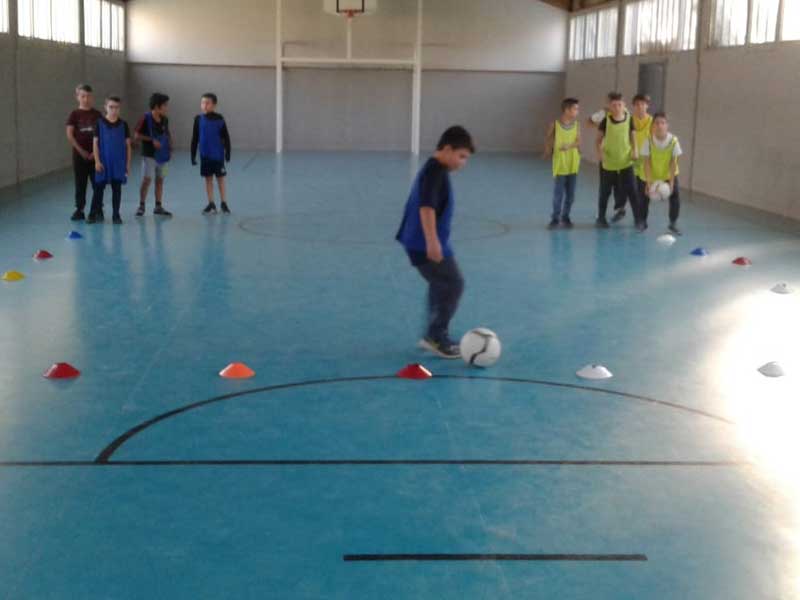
0, 36, 16, 188
421, 71, 565, 152
284, 68, 412, 151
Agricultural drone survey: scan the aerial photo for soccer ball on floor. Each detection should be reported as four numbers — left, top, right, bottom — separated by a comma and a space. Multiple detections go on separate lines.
649, 181, 672, 202
460, 328, 501, 368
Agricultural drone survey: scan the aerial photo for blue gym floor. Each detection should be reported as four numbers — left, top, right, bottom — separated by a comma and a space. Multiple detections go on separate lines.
1, 152, 800, 599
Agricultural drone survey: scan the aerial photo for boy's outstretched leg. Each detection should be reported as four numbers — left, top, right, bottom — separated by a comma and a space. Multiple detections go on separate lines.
138, 176, 151, 217
668, 178, 682, 235
417, 257, 465, 359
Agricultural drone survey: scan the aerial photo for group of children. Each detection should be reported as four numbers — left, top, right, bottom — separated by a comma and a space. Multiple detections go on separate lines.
65, 85, 232, 223
544, 91, 683, 235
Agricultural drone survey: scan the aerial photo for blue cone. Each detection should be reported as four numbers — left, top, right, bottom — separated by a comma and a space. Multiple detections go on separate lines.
67, 231, 83, 240
690, 247, 708, 256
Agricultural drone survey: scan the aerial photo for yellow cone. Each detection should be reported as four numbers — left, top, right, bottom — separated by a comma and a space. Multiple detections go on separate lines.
1, 271, 25, 282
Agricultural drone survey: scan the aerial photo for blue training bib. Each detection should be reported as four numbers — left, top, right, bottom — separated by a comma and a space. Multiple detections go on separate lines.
199, 115, 225, 162
96, 119, 127, 184
146, 112, 171, 165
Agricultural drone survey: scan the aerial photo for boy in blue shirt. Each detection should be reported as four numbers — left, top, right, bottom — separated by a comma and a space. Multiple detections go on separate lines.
190, 93, 232, 214
89, 96, 131, 225
396, 126, 475, 359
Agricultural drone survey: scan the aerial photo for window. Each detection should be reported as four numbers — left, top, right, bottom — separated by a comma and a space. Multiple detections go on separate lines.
781, 0, 800, 41
569, 6, 618, 62
0, 0, 8, 34
624, 0, 698, 55
18, 0, 80, 43
84, 0, 125, 51
710, 0, 748, 47
750, 0, 780, 44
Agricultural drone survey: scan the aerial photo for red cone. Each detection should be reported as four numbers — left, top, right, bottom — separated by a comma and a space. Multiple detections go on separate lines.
43, 363, 81, 379
396, 363, 433, 380
733, 257, 752, 266
34, 250, 53, 260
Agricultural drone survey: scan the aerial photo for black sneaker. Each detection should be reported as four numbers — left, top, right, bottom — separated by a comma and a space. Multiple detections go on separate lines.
611, 209, 626, 223
113, 215, 123, 225
595, 218, 610, 229
135, 204, 145, 217
668, 223, 682, 236
70, 209, 85, 221
636, 221, 648, 233
547, 219, 559, 230
220, 202, 231, 214
418, 336, 461, 359
154, 205, 172, 217
561, 217, 574, 229
99, 209, 105, 221
86, 214, 98, 224
203, 203, 217, 215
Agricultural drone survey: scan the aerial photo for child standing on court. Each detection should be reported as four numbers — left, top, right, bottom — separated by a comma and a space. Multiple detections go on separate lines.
134, 92, 173, 217
544, 98, 581, 229
90, 96, 131, 225
65, 84, 102, 221
642, 112, 683, 235
596, 92, 641, 230
619, 93, 654, 224
191, 93, 232, 214
395, 126, 475, 359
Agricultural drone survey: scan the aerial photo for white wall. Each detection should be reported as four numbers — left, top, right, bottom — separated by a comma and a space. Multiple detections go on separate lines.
128, 0, 567, 72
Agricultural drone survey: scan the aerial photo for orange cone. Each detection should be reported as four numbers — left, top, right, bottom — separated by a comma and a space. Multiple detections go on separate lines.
397, 364, 433, 380
220, 362, 255, 379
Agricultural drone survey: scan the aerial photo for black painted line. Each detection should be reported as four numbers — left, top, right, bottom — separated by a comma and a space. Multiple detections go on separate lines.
343, 554, 648, 562
95, 375, 735, 463
0, 459, 748, 468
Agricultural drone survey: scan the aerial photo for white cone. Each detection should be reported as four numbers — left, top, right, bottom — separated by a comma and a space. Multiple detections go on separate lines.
758, 362, 785, 378
576, 364, 613, 380
657, 234, 677, 246
771, 283, 794, 295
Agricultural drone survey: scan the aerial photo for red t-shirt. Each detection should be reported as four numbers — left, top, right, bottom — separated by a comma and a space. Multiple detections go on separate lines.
66, 108, 103, 155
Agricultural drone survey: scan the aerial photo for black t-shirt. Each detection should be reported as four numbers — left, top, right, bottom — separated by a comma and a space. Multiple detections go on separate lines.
408, 157, 451, 266
135, 113, 170, 158
66, 108, 103, 155
598, 112, 632, 135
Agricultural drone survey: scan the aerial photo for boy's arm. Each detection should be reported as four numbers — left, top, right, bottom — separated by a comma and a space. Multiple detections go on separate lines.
419, 207, 442, 264
66, 125, 89, 159
630, 126, 638, 160
125, 127, 132, 175
93, 137, 103, 172
221, 121, 231, 162
190, 116, 199, 164
669, 158, 677, 188
595, 130, 604, 163
644, 159, 653, 193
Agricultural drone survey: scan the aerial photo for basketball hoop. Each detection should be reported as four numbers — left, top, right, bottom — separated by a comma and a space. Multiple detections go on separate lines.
323, 0, 377, 18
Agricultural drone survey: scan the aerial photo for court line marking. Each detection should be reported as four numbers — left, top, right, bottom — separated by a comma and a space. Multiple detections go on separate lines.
93, 375, 735, 463
343, 553, 648, 562
0, 459, 747, 468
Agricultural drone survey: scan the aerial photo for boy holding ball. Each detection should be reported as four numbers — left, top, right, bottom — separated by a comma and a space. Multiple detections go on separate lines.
642, 112, 683, 235
396, 126, 475, 359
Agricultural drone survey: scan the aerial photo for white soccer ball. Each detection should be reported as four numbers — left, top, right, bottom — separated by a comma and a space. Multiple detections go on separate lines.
650, 181, 671, 202
460, 328, 502, 368
591, 110, 606, 125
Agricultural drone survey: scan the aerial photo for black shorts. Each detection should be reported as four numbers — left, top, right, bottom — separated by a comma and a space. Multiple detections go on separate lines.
201, 158, 226, 178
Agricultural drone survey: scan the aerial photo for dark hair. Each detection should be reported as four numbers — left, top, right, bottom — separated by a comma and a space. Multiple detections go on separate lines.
201, 92, 218, 104
149, 92, 170, 110
632, 94, 651, 104
607, 92, 623, 102
437, 126, 475, 153
561, 97, 579, 112
105, 95, 122, 104
76, 83, 93, 93
653, 111, 668, 122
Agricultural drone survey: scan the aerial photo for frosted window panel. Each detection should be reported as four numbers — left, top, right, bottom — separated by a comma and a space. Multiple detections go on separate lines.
583, 11, 597, 59
0, 0, 8, 33
597, 7, 618, 58
750, 0, 779, 44
711, 0, 748, 47
781, 0, 800, 41
625, 0, 698, 55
